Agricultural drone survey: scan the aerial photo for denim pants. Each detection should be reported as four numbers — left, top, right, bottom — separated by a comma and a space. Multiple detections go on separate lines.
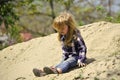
55, 55, 78, 73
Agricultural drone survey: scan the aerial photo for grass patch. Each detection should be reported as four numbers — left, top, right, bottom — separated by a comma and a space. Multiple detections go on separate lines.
73, 73, 83, 80
94, 77, 99, 80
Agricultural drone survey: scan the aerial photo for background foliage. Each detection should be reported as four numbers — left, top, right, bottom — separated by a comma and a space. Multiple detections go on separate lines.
0, 0, 120, 49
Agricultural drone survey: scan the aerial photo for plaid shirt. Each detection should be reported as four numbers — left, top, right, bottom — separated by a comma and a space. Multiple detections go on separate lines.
61, 30, 87, 63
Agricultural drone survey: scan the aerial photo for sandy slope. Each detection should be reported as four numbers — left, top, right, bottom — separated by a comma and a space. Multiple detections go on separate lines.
0, 21, 120, 80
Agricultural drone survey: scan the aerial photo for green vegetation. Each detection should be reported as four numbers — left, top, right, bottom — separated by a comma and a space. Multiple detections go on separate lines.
1, 0, 120, 49
111, 78, 116, 80
73, 72, 83, 80
0, 0, 19, 28
94, 77, 99, 80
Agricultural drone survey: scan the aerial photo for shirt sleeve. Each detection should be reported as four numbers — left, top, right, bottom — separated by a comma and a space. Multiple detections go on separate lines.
61, 45, 68, 61
77, 33, 87, 63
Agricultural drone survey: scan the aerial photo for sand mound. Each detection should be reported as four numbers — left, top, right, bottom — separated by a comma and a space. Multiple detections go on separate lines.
0, 21, 120, 80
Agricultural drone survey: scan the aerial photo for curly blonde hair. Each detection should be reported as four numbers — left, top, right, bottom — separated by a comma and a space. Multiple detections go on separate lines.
53, 12, 77, 46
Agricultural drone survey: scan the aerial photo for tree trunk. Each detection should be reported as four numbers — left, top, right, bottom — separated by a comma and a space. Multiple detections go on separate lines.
49, 0, 55, 19
108, 0, 112, 16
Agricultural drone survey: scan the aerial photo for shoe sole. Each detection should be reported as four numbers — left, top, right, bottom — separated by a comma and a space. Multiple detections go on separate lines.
43, 67, 54, 74
33, 68, 41, 77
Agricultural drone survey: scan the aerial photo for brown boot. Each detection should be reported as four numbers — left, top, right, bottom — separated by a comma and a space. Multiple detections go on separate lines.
43, 66, 58, 74
33, 68, 46, 77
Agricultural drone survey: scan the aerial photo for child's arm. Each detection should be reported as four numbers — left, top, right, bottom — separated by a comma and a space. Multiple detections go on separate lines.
76, 33, 87, 63
61, 46, 68, 61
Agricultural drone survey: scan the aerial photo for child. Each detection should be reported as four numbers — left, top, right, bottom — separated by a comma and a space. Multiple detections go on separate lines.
33, 12, 87, 77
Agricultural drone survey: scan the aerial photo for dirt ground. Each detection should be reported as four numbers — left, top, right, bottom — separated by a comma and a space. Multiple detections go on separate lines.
0, 21, 120, 80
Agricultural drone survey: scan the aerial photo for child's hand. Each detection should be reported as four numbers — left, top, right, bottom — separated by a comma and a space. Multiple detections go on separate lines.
77, 59, 86, 67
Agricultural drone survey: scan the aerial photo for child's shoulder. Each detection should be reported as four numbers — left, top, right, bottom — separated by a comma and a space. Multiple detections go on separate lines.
75, 28, 81, 34
74, 29, 81, 36
73, 29, 82, 40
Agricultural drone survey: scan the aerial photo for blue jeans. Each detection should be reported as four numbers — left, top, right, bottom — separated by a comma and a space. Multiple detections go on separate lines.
55, 56, 78, 73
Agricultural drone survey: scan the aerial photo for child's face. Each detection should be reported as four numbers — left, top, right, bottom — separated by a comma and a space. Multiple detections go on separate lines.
58, 25, 68, 35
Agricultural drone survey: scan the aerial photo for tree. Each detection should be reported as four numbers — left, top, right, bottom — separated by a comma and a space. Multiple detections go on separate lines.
0, 0, 19, 28
0, 0, 21, 49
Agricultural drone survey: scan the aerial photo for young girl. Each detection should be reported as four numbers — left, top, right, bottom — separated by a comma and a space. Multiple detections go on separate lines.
33, 12, 87, 77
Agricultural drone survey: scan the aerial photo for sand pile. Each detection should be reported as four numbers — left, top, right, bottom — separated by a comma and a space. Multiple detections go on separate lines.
0, 21, 120, 80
